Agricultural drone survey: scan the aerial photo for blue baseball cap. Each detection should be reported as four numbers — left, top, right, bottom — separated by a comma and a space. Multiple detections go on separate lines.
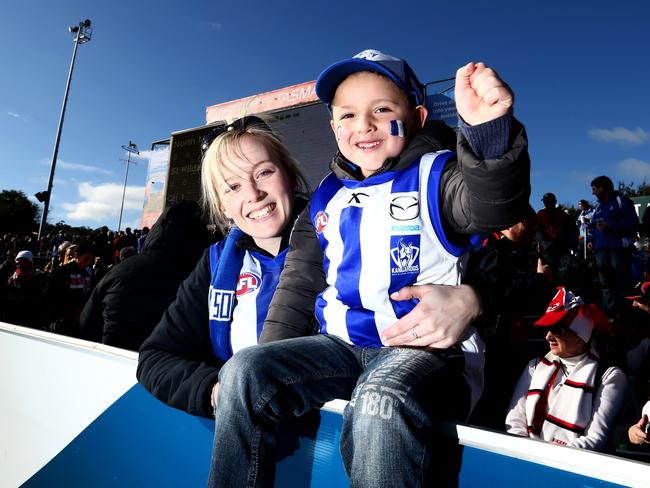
315, 49, 425, 106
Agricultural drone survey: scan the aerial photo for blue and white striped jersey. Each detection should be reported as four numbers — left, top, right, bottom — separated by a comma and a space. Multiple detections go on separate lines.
310, 151, 485, 407
310, 150, 470, 344
208, 244, 287, 356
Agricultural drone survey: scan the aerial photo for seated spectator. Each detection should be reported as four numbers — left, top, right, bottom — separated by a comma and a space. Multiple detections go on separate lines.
468, 207, 554, 429
79, 201, 210, 351
118, 246, 137, 262
2, 250, 47, 328
506, 287, 628, 451
628, 282, 650, 315
537, 192, 577, 255
0, 248, 16, 297
43, 240, 97, 338
63, 244, 78, 265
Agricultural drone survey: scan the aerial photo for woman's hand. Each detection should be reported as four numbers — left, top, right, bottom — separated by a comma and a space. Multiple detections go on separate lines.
381, 284, 482, 349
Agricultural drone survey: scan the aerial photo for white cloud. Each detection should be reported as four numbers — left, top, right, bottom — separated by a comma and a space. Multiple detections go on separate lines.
206, 21, 222, 31
58, 160, 114, 175
7, 111, 20, 118
61, 181, 145, 222
589, 127, 649, 146
568, 170, 598, 184
616, 158, 650, 181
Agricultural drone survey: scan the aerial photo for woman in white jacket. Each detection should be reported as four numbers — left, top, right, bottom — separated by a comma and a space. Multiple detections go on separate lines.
506, 288, 627, 451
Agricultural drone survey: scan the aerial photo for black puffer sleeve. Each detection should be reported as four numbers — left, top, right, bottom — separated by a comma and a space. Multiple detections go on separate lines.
260, 205, 324, 342
136, 248, 223, 418
442, 116, 531, 234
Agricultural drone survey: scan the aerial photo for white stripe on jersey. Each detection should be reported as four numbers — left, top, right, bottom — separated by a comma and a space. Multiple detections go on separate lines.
358, 183, 397, 335
416, 157, 463, 287
317, 152, 462, 341
320, 191, 351, 343
230, 253, 262, 355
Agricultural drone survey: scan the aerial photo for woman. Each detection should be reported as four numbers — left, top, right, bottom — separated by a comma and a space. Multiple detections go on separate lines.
137, 117, 309, 418
506, 287, 627, 451
137, 115, 490, 422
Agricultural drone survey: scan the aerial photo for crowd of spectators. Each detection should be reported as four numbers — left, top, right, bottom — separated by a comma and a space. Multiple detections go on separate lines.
1, 175, 649, 462
0, 214, 211, 346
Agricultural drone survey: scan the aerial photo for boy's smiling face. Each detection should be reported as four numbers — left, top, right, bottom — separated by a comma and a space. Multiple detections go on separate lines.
330, 71, 427, 177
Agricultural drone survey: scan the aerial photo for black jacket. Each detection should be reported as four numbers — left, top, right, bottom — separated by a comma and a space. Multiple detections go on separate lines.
465, 233, 552, 341
137, 199, 307, 418
261, 116, 531, 341
43, 260, 93, 337
79, 201, 211, 351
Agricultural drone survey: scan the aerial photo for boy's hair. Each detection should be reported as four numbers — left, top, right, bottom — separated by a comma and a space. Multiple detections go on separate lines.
590, 175, 614, 193
200, 117, 309, 233
315, 49, 425, 107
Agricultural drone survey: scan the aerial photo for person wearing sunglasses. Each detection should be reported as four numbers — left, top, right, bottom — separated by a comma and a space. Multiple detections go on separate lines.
137, 117, 310, 417
505, 287, 627, 451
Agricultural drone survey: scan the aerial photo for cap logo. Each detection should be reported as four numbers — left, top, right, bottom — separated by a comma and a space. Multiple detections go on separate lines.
547, 302, 561, 312
353, 50, 400, 62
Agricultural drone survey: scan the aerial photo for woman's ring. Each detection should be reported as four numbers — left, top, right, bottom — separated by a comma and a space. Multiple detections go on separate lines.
411, 327, 419, 340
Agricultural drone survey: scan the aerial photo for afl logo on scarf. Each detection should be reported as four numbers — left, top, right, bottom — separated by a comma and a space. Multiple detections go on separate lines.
314, 211, 329, 234
236, 272, 261, 296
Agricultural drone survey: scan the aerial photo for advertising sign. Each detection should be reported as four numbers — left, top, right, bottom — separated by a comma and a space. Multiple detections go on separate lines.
426, 93, 458, 128
140, 147, 170, 228
206, 81, 319, 124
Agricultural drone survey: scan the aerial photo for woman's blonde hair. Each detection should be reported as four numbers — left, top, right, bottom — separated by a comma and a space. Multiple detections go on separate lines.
200, 117, 309, 233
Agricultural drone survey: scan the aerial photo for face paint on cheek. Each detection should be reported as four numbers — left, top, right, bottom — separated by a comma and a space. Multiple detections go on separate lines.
390, 120, 406, 138
336, 125, 342, 142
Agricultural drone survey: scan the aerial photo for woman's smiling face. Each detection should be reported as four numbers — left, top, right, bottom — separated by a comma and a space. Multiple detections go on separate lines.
216, 134, 294, 256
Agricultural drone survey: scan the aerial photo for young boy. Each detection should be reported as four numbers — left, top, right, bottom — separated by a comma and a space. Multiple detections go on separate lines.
210, 50, 531, 487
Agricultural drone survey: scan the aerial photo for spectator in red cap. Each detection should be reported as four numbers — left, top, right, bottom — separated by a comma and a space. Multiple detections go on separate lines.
506, 287, 627, 451
627, 282, 650, 314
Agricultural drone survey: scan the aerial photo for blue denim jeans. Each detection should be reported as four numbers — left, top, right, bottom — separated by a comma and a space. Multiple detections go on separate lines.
208, 334, 469, 487
595, 247, 629, 314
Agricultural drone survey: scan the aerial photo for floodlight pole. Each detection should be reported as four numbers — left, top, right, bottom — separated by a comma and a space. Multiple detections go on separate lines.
117, 141, 139, 232
38, 19, 92, 243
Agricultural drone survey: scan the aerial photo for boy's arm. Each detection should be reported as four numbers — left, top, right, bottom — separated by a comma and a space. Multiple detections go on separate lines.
442, 63, 531, 233
260, 205, 325, 342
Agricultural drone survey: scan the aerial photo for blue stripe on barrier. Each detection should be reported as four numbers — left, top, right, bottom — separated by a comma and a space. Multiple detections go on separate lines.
23, 384, 350, 487
24, 382, 631, 487
459, 448, 628, 488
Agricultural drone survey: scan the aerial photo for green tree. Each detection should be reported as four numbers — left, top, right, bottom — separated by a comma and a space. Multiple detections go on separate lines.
618, 180, 650, 197
0, 190, 39, 234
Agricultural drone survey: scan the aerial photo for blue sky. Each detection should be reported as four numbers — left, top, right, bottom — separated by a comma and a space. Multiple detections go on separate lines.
1, 0, 648, 230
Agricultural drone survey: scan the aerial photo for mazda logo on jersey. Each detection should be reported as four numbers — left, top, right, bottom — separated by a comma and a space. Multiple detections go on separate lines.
389, 195, 419, 221
236, 272, 261, 296
314, 211, 329, 234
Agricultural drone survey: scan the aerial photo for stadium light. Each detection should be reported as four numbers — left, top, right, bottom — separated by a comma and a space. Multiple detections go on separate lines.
117, 141, 139, 232
37, 19, 93, 243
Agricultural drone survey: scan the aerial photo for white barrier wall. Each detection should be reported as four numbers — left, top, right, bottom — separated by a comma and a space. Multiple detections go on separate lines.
1, 322, 649, 488
0, 323, 138, 488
